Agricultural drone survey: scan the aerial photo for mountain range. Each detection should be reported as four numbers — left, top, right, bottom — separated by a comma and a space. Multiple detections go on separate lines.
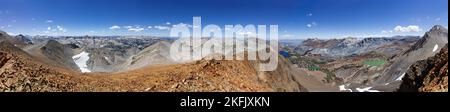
0, 25, 448, 92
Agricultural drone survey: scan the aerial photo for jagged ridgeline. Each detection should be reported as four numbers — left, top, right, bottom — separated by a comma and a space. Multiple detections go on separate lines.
281, 25, 447, 92
1, 32, 307, 92
0, 25, 448, 92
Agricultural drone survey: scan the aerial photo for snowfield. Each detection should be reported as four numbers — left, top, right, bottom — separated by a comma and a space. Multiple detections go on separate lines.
396, 72, 405, 81
356, 87, 381, 92
72, 51, 91, 73
339, 84, 383, 92
432, 44, 439, 52
339, 84, 353, 92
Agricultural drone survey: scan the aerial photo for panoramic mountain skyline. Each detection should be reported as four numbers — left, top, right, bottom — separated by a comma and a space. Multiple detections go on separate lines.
0, 0, 448, 38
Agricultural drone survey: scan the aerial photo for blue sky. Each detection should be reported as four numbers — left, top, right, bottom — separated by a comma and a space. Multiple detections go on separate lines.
0, 0, 448, 39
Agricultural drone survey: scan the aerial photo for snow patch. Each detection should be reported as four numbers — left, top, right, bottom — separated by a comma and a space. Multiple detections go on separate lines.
432, 44, 439, 52
396, 72, 405, 81
72, 51, 91, 73
339, 84, 383, 92
356, 87, 381, 92
339, 84, 352, 92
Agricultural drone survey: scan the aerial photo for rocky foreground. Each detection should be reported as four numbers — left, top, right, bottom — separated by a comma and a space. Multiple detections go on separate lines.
1, 39, 306, 92
398, 44, 448, 92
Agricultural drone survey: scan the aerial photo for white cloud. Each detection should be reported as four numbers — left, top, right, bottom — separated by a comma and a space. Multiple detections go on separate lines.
282, 34, 294, 38
306, 21, 317, 28
122, 25, 145, 32
44, 25, 67, 34
128, 27, 145, 32
154, 25, 170, 30
172, 23, 192, 28
109, 25, 121, 30
57, 26, 67, 32
46, 20, 53, 23
435, 18, 441, 21
147, 26, 152, 29
394, 25, 422, 33
166, 22, 171, 25
124, 26, 133, 29
307, 13, 313, 17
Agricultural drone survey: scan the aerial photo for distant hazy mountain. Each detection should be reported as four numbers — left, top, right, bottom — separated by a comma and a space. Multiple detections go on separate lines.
128, 41, 175, 70
0, 31, 31, 48
294, 36, 421, 58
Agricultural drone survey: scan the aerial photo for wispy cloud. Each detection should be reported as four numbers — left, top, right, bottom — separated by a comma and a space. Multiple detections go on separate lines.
306, 21, 317, 28
124, 26, 133, 29
44, 25, 67, 34
122, 25, 145, 32
394, 25, 421, 33
56, 26, 67, 32
109, 25, 121, 30
282, 34, 294, 38
128, 27, 145, 32
154, 25, 170, 30
46, 20, 53, 23
172, 23, 192, 28
381, 30, 393, 34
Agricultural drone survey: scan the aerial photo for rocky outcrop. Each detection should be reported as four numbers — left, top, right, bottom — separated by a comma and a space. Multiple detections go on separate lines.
128, 41, 175, 70
14, 34, 33, 45
398, 44, 448, 92
0, 31, 10, 42
0, 31, 30, 48
404, 25, 448, 54
0, 41, 80, 92
40, 40, 79, 70
375, 25, 448, 85
1, 38, 308, 92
